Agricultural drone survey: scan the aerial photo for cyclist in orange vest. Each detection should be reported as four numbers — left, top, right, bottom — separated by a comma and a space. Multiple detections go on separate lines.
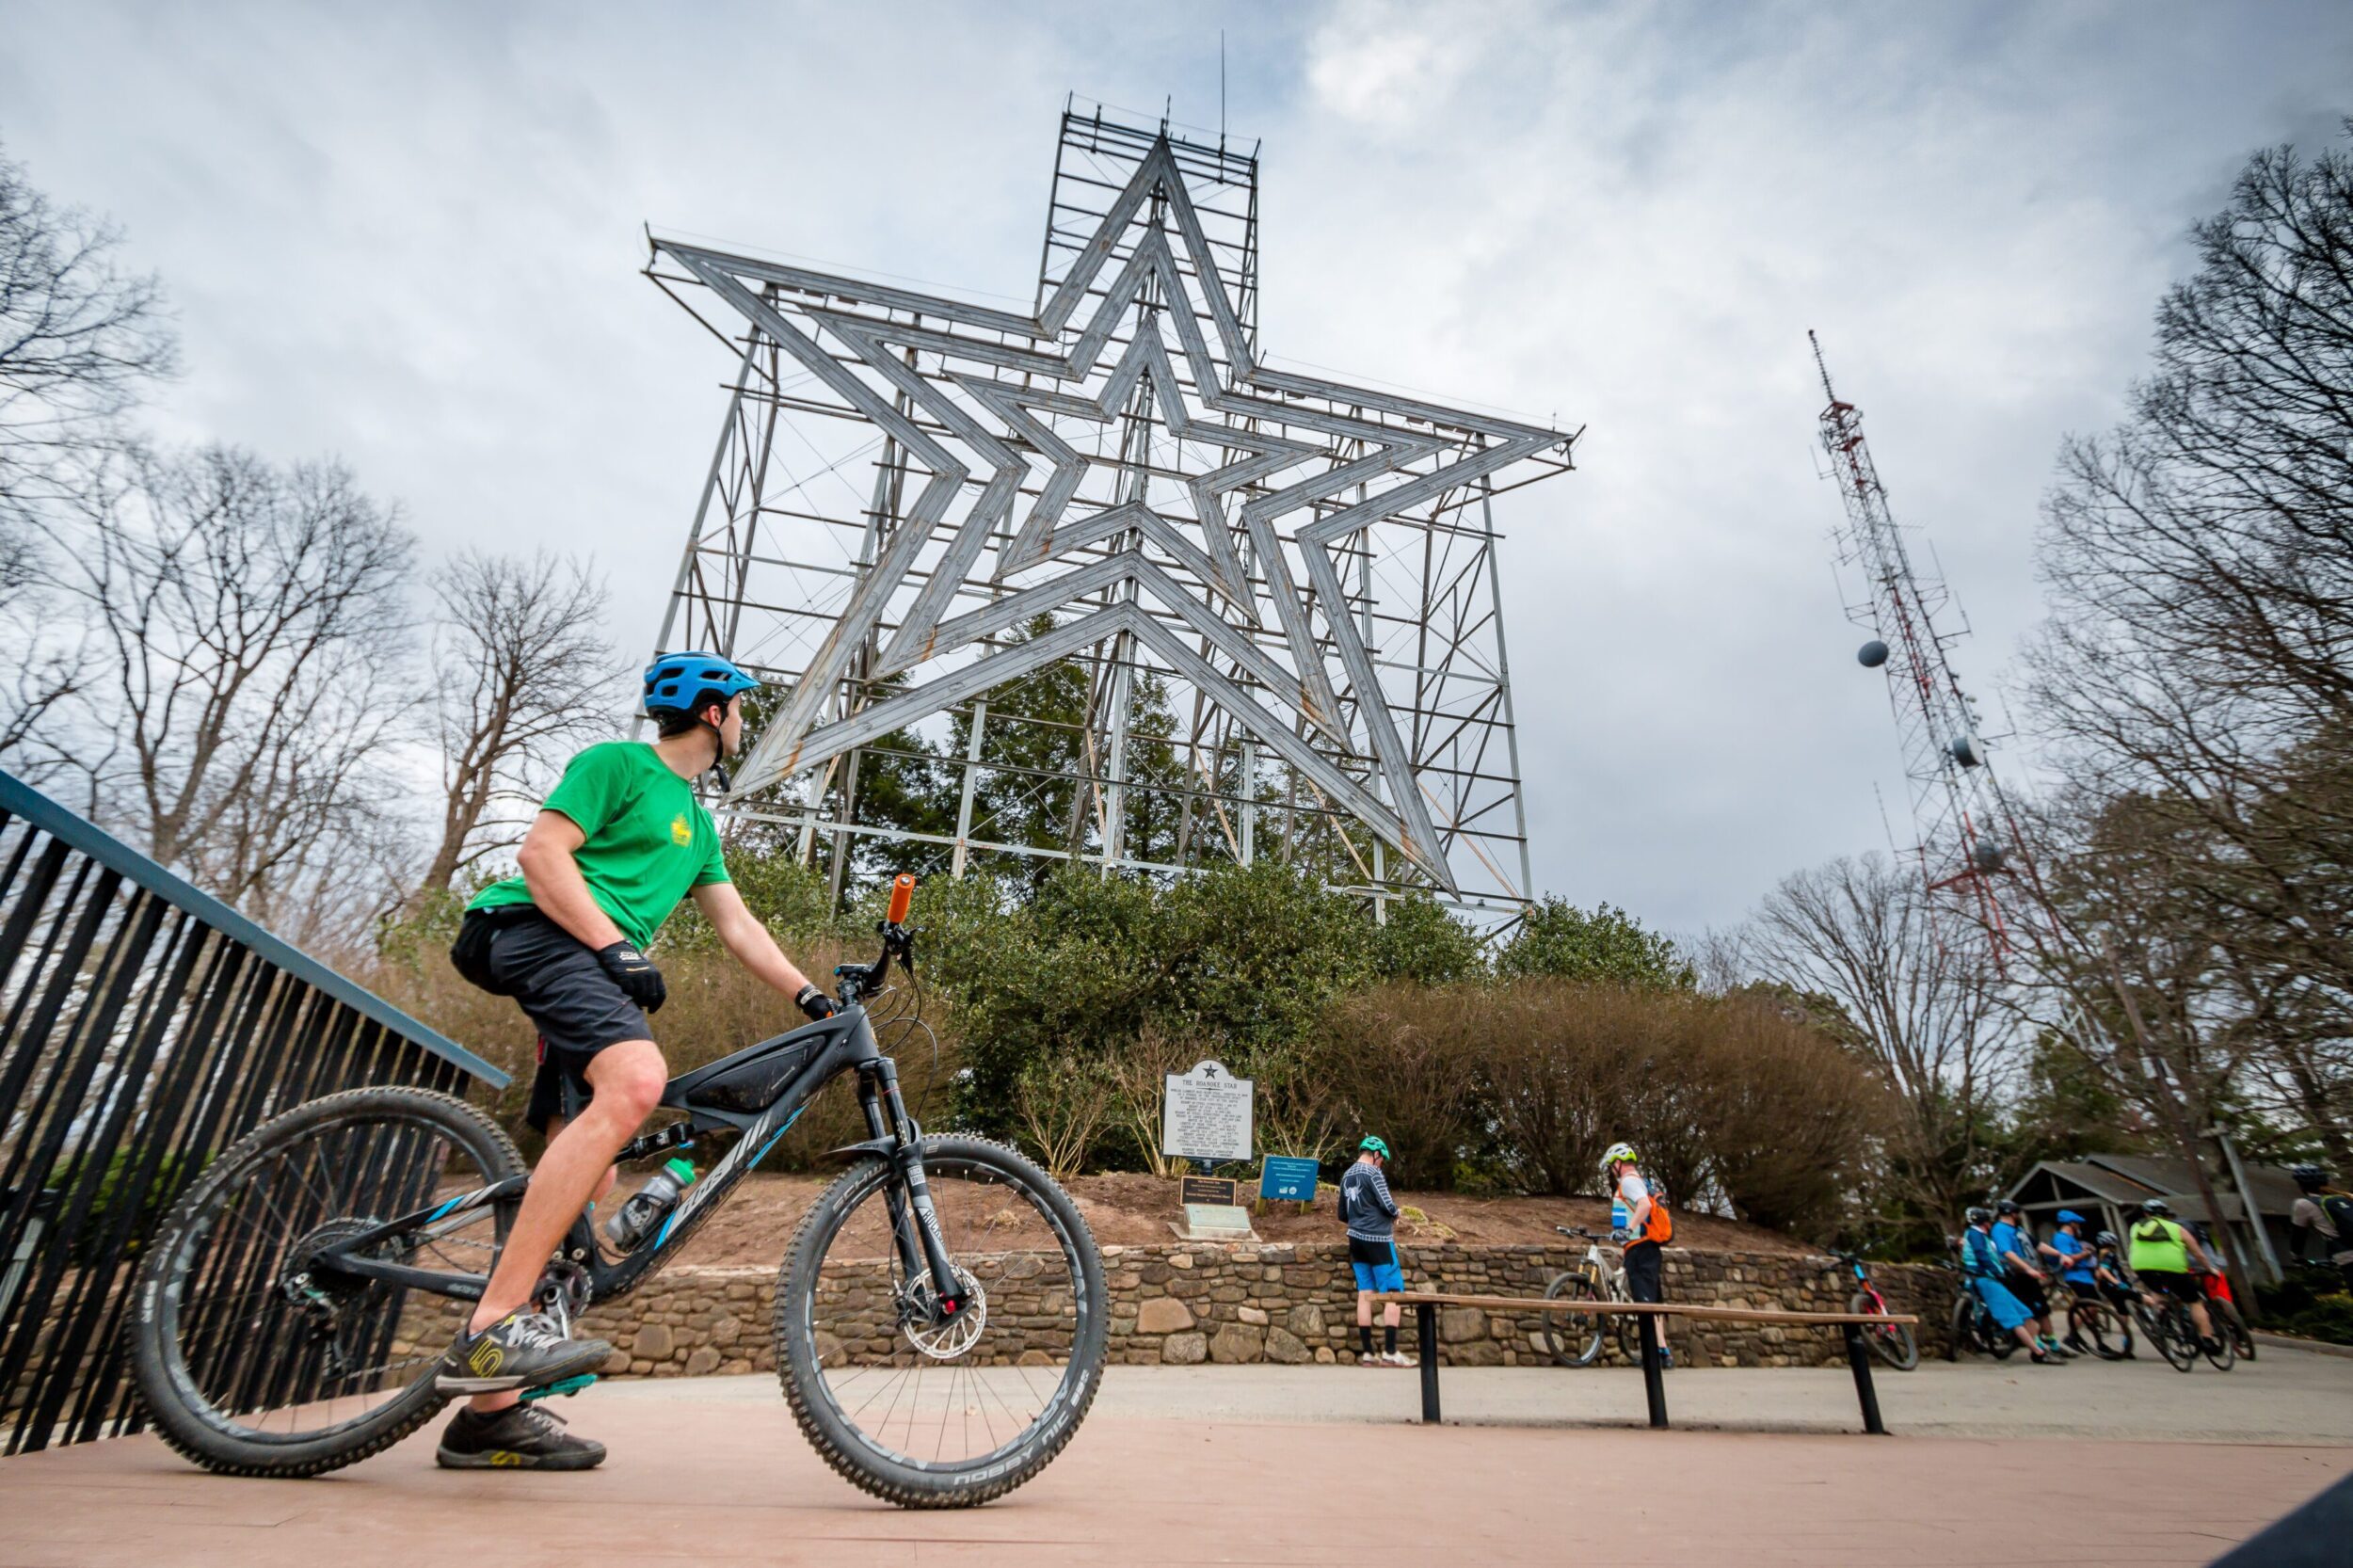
1605, 1142, 1673, 1368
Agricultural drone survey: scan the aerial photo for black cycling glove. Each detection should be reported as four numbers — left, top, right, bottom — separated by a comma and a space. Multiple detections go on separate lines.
596, 941, 666, 1014
795, 984, 837, 1021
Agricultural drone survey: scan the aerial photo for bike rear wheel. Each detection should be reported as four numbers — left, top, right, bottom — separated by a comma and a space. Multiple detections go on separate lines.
2142, 1301, 2199, 1371
129, 1085, 521, 1476
775, 1135, 1105, 1509
1541, 1271, 1608, 1367
1945, 1292, 1972, 1360
1851, 1288, 1918, 1370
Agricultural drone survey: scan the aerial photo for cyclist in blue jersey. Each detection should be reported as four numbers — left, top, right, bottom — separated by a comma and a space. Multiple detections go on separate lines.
1961, 1208, 2060, 1364
2046, 1210, 2100, 1352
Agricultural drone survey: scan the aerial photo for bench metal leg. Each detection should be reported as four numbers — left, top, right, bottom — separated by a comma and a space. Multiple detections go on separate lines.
1637, 1311, 1669, 1429
1417, 1302, 1440, 1424
1844, 1323, 1887, 1435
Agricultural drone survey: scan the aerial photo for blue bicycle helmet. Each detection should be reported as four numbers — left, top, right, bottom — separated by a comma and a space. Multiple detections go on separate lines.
2057, 1209, 2086, 1226
643, 650, 760, 720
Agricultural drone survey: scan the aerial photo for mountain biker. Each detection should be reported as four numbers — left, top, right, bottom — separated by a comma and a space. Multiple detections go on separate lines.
1604, 1142, 1673, 1368
1961, 1207, 2060, 1363
2127, 1198, 2220, 1354
434, 651, 832, 1469
1992, 1200, 2073, 1358
2046, 1210, 2099, 1351
2289, 1165, 2353, 1292
1339, 1135, 1412, 1367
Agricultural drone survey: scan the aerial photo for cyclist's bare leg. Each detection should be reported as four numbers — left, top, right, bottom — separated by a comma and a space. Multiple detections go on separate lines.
464, 1040, 664, 1372
464, 1104, 625, 1416
2189, 1301, 2215, 1339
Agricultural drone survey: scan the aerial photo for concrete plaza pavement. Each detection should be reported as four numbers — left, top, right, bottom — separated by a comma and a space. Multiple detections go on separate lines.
3, 1346, 2349, 1567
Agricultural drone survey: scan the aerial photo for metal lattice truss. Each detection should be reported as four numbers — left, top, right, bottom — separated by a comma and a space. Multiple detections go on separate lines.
645, 104, 1576, 911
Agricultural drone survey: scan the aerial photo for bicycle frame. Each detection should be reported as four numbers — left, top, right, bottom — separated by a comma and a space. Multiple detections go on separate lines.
309, 924, 961, 1321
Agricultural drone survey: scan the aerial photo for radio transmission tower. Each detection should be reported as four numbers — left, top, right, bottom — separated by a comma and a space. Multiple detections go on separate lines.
1812, 331, 2024, 960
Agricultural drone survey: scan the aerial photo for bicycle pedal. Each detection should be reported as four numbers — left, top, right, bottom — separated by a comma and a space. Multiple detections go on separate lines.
519, 1374, 598, 1402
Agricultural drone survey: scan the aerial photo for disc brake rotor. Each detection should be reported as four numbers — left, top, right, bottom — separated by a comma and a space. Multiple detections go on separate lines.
901, 1263, 986, 1360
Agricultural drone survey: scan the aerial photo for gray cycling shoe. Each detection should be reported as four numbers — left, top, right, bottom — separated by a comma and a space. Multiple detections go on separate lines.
435, 1402, 606, 1470
436, 1309, 611, 1395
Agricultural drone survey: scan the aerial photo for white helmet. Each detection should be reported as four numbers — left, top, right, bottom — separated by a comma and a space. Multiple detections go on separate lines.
1601, 1142, 1638, 1171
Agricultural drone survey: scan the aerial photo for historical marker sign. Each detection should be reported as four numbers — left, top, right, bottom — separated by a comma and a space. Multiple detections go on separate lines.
1161, 1060, 1254, 1164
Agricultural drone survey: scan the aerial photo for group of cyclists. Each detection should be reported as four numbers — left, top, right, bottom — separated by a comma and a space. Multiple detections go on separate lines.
1957, 1194, 2237, 1365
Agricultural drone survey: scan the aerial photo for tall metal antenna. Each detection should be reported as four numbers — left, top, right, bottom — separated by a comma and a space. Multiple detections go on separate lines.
1813, 330, 2021, 959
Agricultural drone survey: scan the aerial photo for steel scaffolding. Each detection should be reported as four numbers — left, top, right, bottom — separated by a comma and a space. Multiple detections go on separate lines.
644, 100, 1577, 917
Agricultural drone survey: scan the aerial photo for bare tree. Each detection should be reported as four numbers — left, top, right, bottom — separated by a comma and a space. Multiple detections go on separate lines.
23, 444, 418, 942
419, 550, 615, 895
1741, 853, 2011, 1224
2022, 125, 2353, 1127
0, 143, 177, 510
0, 144, 177, 758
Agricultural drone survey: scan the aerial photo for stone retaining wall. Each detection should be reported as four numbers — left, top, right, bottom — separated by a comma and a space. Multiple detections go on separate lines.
558, 1242, 1956, 1378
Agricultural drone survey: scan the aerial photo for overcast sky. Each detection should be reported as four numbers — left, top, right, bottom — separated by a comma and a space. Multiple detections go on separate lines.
6, 1, 2350, 936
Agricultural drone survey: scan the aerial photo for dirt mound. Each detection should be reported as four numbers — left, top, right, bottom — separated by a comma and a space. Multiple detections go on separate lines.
673, 1170, 1817, 1268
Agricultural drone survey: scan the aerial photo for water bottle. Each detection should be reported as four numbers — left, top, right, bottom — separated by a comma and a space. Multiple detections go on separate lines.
603, 1158, 696, 1254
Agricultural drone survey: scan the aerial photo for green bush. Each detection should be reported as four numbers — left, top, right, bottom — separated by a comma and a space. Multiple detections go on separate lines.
44, 1146, 205, 1265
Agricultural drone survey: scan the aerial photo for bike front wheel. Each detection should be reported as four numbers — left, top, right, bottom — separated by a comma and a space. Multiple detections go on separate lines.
128, 1085, 521, 1476
2069, 1297, 2133, 1360
1851, 1289, 1918, 1370
1540, 1271, 1608, 1367
2143, 1302, 2199, 1372
2213, 1298, 2255, 1363
775, 1135, 1106, 1509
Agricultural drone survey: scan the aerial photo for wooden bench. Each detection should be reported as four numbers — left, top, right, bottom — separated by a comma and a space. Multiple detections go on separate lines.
1372, 1292, 1919, 1434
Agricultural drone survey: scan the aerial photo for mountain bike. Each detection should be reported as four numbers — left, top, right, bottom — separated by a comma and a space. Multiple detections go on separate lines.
128, 877, 1106, 1508
1826, 1248, 1916, 1370
2201, 1272, 2257, 1363
1939, 1264, 2019, 1362
1540, 1224, 1634, 1367
2057, 1276, 2134, 1360
2132, 1286, 2234, 1373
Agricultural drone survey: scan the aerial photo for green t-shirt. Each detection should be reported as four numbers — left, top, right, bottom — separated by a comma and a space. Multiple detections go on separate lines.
2127, 1217, 2190, 1274
468, 742, 729, 949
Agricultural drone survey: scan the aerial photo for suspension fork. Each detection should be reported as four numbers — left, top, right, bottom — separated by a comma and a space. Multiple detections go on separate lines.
856, 1058, 967, 1318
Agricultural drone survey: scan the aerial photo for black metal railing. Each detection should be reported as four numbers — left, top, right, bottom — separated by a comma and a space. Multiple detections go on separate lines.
0, 770, 507, 1454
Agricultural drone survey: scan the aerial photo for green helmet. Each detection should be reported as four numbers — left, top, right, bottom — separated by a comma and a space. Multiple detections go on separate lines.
1359, 1135, 1390, 1159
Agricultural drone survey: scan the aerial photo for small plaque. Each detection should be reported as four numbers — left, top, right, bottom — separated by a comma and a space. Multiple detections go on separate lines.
1178, 1203, 1256, 1240
1180, 1175, 1240, 1208
1260, 1156, 1319, 1203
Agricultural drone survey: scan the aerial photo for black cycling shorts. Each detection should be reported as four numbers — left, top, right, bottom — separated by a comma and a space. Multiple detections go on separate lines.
456, 907, 652, 1131
2138, 1270, 2203, 1304
1624, 1239, 1664, 1304
2006, 1272, 2048, 1316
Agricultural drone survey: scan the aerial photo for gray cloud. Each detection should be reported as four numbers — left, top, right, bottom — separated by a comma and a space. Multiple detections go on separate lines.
5, 0, 2348, 932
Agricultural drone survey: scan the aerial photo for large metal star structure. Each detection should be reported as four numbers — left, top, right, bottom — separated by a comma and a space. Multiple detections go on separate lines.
645, 102, 1577, 914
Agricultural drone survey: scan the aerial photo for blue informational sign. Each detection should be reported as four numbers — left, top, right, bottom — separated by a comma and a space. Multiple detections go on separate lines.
1260, 1156, 1320, 1203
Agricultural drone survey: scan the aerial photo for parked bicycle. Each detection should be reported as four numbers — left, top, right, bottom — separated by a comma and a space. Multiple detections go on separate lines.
129, 880, 1107, 1508
1541, 1224, 1635, 1367
1826, 1248, 1916, 1370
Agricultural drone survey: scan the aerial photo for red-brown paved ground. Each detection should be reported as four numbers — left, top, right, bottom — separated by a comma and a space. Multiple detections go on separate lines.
3, 1372, 2345, 1568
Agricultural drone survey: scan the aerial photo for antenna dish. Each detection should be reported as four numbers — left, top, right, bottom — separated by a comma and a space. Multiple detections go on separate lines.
1949, 733, 1986, 768
1857, 639, 1889, 668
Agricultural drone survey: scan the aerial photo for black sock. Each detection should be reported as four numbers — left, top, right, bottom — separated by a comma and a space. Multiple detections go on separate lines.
1385, 1326, 1398, 1354
1360, 1325, 1374, 1354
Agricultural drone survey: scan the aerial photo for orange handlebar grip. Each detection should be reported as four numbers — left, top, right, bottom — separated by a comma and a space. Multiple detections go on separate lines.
887, 873, 916, 925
